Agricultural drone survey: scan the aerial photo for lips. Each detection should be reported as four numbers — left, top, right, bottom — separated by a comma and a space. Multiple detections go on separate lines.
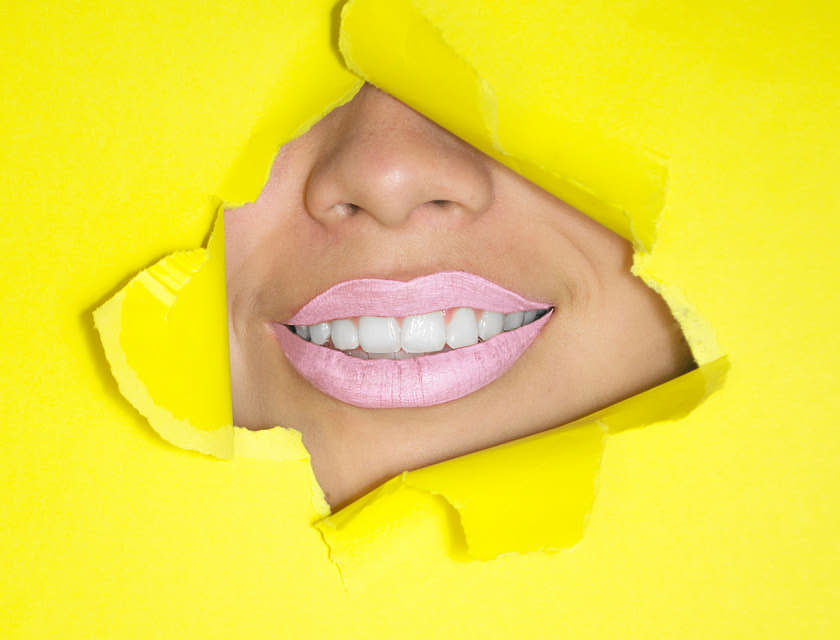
271, 271, 553, 408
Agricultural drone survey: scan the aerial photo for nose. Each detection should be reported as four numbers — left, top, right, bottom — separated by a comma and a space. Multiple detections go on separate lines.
304, 85, 494, 229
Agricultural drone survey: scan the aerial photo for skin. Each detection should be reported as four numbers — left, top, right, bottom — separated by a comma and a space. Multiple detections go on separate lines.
226, 84, 695, 509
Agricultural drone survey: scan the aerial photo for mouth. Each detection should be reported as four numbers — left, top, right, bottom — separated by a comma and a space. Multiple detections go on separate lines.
271, 272, 554, 409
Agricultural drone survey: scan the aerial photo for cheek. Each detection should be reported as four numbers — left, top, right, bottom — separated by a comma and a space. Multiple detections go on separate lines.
223, 208, 256, 279
584, 274, 693, 392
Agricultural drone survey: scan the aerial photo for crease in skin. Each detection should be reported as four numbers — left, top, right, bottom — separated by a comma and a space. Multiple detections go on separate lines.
93, 0, 727, 582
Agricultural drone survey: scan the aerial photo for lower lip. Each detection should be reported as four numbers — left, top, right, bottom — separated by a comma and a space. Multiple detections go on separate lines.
272, 312, 552, 409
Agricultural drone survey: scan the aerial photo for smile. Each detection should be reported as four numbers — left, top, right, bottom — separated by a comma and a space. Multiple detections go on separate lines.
271, 272, 553, 408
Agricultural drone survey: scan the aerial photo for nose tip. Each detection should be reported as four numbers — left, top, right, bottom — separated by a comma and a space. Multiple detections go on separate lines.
304, 86, 493, 229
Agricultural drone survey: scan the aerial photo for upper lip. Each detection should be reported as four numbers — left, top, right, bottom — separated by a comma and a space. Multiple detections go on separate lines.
285, 271, 550, 325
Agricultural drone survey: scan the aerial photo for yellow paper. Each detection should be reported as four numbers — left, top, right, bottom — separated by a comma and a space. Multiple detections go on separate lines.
3, 0, 839, 637
90, 0, 726, 566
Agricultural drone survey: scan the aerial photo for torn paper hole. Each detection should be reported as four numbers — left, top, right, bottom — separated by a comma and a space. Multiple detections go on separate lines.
94, 189, 725, 572
225, 81, 700, 507
92, 0, 728, 574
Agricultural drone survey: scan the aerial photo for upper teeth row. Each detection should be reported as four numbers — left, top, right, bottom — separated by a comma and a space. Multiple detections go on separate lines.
289, 308, 549, 355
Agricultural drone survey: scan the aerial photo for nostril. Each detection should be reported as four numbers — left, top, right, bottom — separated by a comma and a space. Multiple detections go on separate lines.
337, 202, 362, 216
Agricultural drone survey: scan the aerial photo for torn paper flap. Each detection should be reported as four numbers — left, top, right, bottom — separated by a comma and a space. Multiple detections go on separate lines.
339, 0, 667, 250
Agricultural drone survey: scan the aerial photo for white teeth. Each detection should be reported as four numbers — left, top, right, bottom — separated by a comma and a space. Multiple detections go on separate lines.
293, 306, 551, 356
309, 321, 330, 345
478, 311, 504, 341
446, 307, 478, 349
359, 316, 400, 353
401, 311, 446, 353
503, 311, 524, 331
330, 318, 359, 350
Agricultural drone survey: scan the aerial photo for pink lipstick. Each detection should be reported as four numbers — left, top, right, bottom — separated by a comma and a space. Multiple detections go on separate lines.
272, 272, 553, 408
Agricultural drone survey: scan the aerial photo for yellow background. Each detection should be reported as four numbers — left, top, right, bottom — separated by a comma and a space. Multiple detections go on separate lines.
2, 0, 839, 637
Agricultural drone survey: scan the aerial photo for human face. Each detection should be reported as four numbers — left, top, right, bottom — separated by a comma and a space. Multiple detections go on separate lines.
225, 84, 694, 508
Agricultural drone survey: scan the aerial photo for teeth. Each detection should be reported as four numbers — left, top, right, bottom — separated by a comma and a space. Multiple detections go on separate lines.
292, 306, 551, 357
446, 307, 478, 349
359, 316, 400, 353
402, 311, 446, 353
330, 318, 359, 350
477, 311, 504, 341
309, 321, 330, 345
503, 311, 524, 331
